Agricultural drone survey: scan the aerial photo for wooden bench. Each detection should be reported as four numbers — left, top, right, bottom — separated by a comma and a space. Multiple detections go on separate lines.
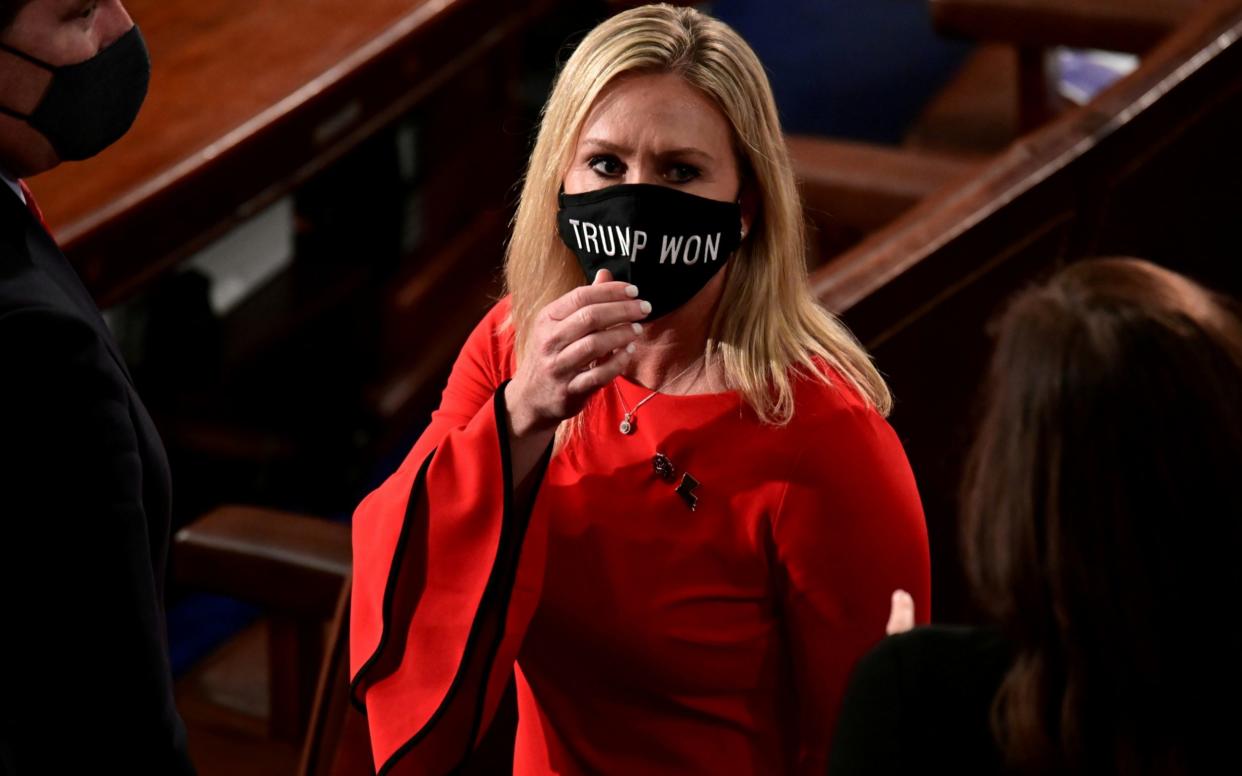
22, 1, 565, 772
813, 0, 1242, 621
789, 0, 1205, 260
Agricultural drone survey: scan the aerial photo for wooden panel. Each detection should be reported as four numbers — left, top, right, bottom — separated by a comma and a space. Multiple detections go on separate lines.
904, 43, 1021, 155
931, 0, 1203, 52
26, 0, 551, 306
788, 135, 982, 262
174, 505, 351, 617
813, 0, 1242, 621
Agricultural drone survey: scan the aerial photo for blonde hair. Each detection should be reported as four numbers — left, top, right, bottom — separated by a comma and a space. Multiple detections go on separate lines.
504, 3, 891, 422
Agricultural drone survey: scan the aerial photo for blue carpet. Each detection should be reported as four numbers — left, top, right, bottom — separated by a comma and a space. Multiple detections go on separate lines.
168, 592, 262, 678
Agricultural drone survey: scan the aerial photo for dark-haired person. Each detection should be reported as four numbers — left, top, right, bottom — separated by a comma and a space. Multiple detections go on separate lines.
829, 257, 1242, 775
0, 1, 194, 772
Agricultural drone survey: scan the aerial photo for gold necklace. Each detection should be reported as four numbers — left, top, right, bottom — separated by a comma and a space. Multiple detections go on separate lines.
615, 357, 704, 435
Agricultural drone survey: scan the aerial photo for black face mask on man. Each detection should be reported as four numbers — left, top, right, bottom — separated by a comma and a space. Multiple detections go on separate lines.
557, 183, 743, 320
0, 25, 150, 161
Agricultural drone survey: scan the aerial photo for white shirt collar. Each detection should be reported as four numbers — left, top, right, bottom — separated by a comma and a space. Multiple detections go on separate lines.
1, 174, 25, 205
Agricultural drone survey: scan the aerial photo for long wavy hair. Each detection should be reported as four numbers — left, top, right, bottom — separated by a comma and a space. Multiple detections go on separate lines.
504, 3, 890, 424
962, 258, 1242, 774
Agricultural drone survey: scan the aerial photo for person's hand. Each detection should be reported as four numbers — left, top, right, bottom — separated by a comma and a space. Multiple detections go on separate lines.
505, 269, 650, 437
885, 589, 915, 635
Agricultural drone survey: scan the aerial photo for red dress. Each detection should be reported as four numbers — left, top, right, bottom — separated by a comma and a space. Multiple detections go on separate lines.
350, 298, 930, 775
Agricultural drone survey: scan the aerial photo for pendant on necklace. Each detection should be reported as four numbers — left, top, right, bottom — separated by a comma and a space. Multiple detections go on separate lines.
619, 414, 636, 435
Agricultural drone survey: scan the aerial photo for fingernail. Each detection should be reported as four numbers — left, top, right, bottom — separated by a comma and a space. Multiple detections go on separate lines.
631, 323, 643, 334
639, 300, 652, 315
625, 285, 639, 298
626, 342, 636, 354
595, 269, 606, 282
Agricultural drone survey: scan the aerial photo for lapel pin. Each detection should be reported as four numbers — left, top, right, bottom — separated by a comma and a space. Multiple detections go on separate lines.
652, 452, 676, 481
675, 472, 700, 511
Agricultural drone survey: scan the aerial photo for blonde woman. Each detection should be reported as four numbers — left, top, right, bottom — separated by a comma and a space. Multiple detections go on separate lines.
350, 5, 930, 774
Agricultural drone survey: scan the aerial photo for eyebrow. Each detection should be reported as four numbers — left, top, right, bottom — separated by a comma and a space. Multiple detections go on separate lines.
581, 138, 717, 163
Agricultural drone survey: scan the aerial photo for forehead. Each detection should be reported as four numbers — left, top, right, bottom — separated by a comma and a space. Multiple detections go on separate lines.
576, 71, 735, 154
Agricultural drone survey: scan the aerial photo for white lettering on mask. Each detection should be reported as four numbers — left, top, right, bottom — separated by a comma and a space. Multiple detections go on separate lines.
582, 222, 600, 254
704, 232, 721, 262
614, 227, 630, 259
631, 230, 647, 262
683, 235, 702, 265
660, 235, 684, 264
661, 232, 725, 264
599, 224, 617, 256
566, 220, 651, 261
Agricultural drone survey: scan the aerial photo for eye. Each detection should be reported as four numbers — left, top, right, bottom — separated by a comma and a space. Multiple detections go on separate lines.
666, 164, 701, 184
588, 154, 625, 178
79, 1, 98, 19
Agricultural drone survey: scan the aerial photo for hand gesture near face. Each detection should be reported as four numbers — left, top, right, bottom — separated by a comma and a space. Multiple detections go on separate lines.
505, 269, 650, 436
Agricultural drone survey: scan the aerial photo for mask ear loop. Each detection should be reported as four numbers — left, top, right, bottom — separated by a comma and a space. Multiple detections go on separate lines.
0, 42, 54, 72
0, 45, 54, 121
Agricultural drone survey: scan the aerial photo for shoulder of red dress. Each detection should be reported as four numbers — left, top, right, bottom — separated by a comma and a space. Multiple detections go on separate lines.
486, 294, 513, 320
772, 362, 890, 463
791, 358, 874, 417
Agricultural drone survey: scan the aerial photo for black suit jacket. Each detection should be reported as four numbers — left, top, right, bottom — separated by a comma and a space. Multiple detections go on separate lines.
0, 188, 195, 774
829, 626, 1012, 776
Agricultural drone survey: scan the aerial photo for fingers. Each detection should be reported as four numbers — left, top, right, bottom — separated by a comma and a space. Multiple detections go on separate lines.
553, 322, 642, 375
566, 343, 633, 395
550, 300, 649, 351
885, 589, 916, 636
544, 278, 642, 323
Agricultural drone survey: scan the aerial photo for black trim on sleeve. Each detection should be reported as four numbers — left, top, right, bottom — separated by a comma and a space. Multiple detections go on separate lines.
354, 381, 555, 776
460, 386, 556, 761
349, 449, 437, 713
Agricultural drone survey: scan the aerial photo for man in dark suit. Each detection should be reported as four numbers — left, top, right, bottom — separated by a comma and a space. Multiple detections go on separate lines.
0, 1, 195, 772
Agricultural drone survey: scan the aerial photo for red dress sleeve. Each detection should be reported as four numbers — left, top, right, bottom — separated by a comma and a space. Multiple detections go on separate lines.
772, 395, 931, 774
349, 298, 551, 775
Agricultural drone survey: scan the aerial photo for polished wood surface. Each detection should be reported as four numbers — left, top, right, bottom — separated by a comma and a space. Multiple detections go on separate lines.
931, 0, 1204, 51
816, 0, 1242, 317
814, 0, 1242, 621
905, 43, 1021, 155
26, 0, 548, 306
21, 0, 565, 527
175, 505, 352, 756
133, 2, 576, 767
175, 505, 351, 617
789, 135, 981, 239
176, 620, 303, 776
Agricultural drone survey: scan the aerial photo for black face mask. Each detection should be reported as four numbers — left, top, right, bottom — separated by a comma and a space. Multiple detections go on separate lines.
0, 25, 150, 161
557, 183, 743, 320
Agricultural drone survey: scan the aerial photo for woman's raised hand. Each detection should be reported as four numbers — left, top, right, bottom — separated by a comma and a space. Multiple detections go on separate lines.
505, 269, 650, 437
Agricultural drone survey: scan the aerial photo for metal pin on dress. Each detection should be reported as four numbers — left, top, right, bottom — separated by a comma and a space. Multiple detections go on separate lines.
652, 452, 675, 481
